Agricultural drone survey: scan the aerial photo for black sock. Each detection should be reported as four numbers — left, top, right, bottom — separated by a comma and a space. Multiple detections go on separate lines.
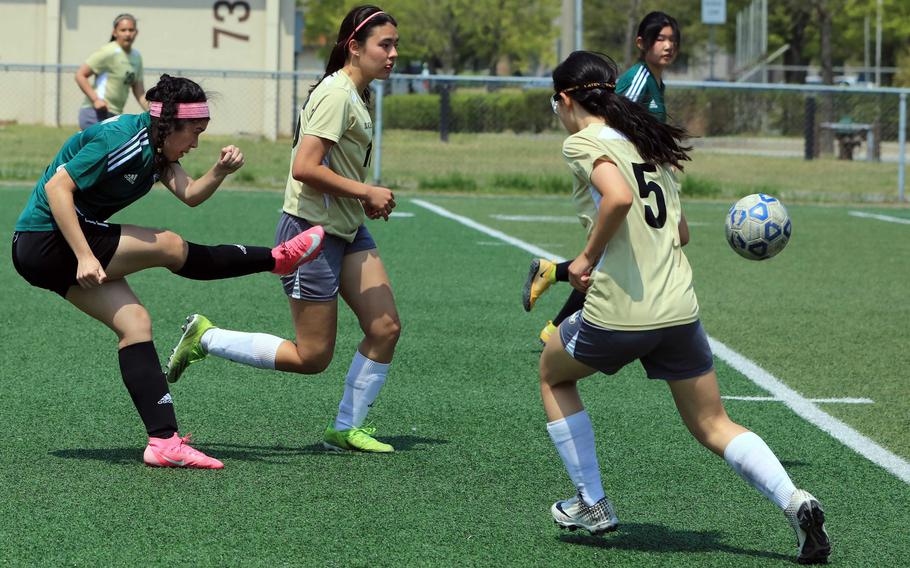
554, 261, 571, 282
118, 341, 178, 439
175, 242, 275, 280
553, 289, 586, 326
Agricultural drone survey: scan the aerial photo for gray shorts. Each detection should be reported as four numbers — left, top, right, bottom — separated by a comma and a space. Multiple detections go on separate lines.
274, 212, 376, 301
78, 107, 115, 130
558, 311, 715, 381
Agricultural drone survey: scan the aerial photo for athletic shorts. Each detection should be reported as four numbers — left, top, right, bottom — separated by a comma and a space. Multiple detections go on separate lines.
274, 212, 376, 301
11, 218, 122, 297
78, 107, 115, 130
558, 310, 715, 381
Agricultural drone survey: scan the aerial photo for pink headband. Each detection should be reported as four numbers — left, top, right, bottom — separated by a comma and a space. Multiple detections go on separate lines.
148, 101, 210, 119
338, 11, 386, 48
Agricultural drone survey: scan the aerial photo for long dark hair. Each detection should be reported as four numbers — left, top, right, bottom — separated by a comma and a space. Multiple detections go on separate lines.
637, 11, 680, 55
553, 51, 690, 170
309, 5, 397, 103
145, 74, 208, 178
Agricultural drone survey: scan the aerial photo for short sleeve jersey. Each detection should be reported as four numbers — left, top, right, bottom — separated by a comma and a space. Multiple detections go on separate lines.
615, 61, 666, 123
15, 113, 155, 232
283, 71, 373, 242
81, 42, 144, 114
562, 124, 698, 331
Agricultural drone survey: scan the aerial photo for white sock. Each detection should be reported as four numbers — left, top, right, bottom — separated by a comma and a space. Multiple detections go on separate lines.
546, 410, 605, 506
334, 351, 389, 431
723, 431, 797, 510
200, 328, 283, 370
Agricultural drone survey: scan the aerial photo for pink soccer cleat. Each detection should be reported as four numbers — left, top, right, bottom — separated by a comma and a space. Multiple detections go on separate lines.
271, 225, 325, 276
143, 433, 224, 469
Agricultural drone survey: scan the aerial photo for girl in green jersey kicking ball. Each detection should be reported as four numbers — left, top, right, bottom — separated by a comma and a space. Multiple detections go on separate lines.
12, 74, 323, 469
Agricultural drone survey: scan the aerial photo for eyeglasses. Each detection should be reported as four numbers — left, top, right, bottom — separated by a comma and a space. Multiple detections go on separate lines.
552, 82, 616, 115
551, 92, 560, 115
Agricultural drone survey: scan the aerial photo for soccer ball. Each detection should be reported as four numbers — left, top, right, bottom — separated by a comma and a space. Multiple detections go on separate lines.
724, 193, 792, 260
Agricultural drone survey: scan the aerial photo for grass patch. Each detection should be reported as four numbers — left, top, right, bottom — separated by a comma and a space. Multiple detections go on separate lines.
1, 124, 905, 203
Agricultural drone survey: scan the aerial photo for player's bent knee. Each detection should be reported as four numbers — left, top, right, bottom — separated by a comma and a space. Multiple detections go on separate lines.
158, 230, 188, 269
366, 316, 401, 346
290, 345, 334, 374
114, 305, 153, 346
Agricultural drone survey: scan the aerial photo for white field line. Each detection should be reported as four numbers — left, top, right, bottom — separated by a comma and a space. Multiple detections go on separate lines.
723, 396, 874, 404
491, 214, 578, 223
412, 198, 910, 485
848, 211, 910, 225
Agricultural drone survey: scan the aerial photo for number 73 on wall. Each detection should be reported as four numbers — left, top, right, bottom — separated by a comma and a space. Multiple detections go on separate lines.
213, 1, 250, 48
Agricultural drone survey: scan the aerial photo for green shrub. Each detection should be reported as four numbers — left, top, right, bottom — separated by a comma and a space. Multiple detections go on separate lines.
383, 88, 557, 133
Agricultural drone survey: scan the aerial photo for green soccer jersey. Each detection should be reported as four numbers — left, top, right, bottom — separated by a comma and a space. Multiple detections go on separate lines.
15, 113, 155, 232
284, 71, 373, 242
81, 42, 144, 114
616, 61, 666, 123
562, 123, 698, 331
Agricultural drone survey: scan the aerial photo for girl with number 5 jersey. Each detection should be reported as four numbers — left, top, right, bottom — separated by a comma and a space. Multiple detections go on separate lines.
539, 51, 831, 565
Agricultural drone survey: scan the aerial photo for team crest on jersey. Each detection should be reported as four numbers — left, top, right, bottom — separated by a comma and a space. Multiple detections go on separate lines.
123, 173, 138, 184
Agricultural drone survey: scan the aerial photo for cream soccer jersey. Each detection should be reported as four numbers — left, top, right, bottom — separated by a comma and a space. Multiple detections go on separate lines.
81, 42, 143, 114
562, 123, 698, 331
283, 71, 374, 242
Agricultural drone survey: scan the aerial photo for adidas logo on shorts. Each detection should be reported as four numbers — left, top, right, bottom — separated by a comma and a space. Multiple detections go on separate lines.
157, 393, 173, 405
124, 173, 138, 184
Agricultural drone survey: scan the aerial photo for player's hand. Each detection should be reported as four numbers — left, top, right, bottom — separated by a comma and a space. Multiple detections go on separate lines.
568, 254, 594, 293
76, 255, 107, 288
93, 99, 109, 112
364, 186, 396, 221
214, 145, 244, 176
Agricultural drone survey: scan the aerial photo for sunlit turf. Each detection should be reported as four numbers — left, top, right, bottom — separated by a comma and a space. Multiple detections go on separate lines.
1, 187, 907, 566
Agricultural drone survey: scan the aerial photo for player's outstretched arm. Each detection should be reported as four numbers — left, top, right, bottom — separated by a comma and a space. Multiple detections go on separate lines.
162, 145, 244, 207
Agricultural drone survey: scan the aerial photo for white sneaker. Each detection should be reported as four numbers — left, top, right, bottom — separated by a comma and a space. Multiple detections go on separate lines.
551, 493, 619, 535
784, 489, 831, 564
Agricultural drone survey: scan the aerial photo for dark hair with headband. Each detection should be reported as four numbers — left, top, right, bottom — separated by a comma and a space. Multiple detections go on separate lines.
110, 13, 136, 42
553, 51, 690, 170
145, 74, 208, 178
637, 11, 680, 54
310, 5, 397, 103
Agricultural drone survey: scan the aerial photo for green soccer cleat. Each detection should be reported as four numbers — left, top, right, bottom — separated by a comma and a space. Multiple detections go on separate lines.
323, 424, 394, 453
164, 314, 214, 383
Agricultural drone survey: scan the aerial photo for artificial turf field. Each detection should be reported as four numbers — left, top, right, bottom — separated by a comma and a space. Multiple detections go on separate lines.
1, 186, 908, 566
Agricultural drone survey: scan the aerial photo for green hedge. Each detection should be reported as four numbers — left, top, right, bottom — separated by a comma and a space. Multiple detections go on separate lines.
382, 89, 557, 133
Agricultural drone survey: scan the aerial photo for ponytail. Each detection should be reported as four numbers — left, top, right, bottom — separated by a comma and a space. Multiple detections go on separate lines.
554, 51, 691, 170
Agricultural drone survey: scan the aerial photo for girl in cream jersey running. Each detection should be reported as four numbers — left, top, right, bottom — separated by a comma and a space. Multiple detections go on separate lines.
540, 51, 830, 565
165, 5, 401, 453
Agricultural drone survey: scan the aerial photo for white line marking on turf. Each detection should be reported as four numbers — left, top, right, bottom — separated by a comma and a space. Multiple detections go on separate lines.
723, 396, 874, 404
412, 198, 910, 486
477, 241, 508, 246
391, 211, 415, 218
491, 214, 578, 223
849, 211, 910, 225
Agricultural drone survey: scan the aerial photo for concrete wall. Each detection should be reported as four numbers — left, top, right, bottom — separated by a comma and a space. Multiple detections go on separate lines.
0, 0, 297, 137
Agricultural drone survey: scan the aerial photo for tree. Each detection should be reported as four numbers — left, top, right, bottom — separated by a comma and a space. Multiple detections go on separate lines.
301, 0, 559, 75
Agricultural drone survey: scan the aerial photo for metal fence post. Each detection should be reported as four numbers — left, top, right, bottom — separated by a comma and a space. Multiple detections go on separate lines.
899, 92, 907, 202
440, 83, 450, 143
804, 96, 816, 161
373, 80, 384, 185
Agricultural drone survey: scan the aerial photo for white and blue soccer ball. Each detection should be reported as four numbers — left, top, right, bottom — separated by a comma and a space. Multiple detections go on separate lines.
724, 193, 792, 260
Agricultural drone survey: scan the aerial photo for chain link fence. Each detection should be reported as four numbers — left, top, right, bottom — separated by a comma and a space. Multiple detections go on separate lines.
2, 64, 908, 200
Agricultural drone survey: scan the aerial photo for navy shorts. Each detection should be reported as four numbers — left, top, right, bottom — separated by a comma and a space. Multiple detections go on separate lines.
274, 212, 376, 301
558, 311, 715, 381
11, 218, 122, 297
